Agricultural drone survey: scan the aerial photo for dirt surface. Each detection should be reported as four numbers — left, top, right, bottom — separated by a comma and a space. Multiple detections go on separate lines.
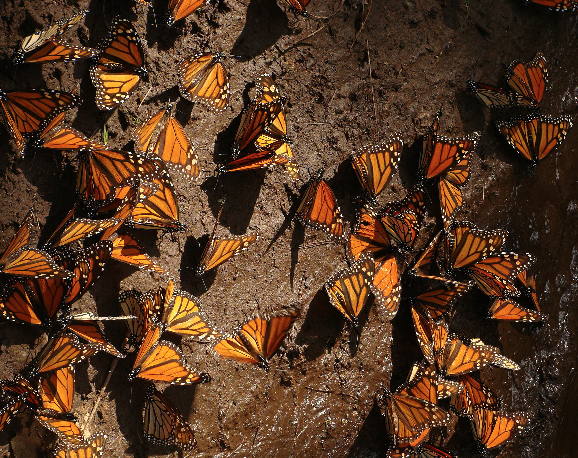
0, 0, 578, 457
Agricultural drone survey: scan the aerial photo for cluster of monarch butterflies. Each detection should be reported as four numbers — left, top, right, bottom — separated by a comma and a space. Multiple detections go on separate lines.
0, 3, 315, 456
287, 79, 554, 455
468, 53, 573, 166
0, 2, 567, 456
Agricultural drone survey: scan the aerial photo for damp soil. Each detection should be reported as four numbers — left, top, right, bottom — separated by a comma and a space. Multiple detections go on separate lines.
1, 0, 578, 457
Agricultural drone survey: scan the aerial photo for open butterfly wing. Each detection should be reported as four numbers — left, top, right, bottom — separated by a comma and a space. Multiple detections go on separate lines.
506, 53, 547, 105
296, 176, 344, 239
351, 138, 402, 198
162, 292, 221, 338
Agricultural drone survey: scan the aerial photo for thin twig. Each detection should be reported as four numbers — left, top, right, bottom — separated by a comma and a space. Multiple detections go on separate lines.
367, 39, 377, 122
350, 0, 372, 51
280, 25, 327, 54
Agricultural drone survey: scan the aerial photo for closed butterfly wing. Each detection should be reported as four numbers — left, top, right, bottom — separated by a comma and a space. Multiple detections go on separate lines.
468, 252, 535, 297
349, 207, 392, 263
437, 335, 498, 376
14, 10, 94, 64
60, 240, 112, 304
143, 386, 196, 450
0, 397, 27, 433
379, 391, 451, 446
111, 234, 166, 273
40, 367, 75, 414
446, 222, 507, 271
380, 187, 426, 251
471, 409, 528, 451
127, 167, 182, 231
324, 254, 375, 326
214, 307, 299, 370
162, 292, 221, 338
197, 228, 259, 275
39, 125, 106, 151
255, 74, 282, 104
179, 53, 229, 111
450, 373, 499, 417
351, 138, 402, 199
528, 0, 578, 10
506, 53, 548, 105
398, 363, 438, 404
411, 307, 436, 365
49, 218, 120, 248
233, 100, 284, 154
32, 333, 95, 374
119, 289, 149, 350
1, 376, 43, 411
410, 232, 444, 279
371, 256, 401, 320
466, 81, 535, 108
54, 433, 106, 458
168, 0, 207, 24
413, 278, 471, 319
66, 320, 123, 357
283, 0, 311, 16
130, 336, 210, 385
497, 114, 572, 164
0, 89, 79, 154
296, 174, 344, 240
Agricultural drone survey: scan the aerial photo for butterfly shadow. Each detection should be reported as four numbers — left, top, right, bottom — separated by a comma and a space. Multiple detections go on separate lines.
179, 234, 218, 296
294, 289, 346, 362
388, 295, 424, 390
396, 137, 422, 191
346, 400, 388, 457
230, 0, 292, 61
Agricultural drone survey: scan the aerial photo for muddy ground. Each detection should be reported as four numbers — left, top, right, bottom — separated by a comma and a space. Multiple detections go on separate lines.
0, 0, 577, 456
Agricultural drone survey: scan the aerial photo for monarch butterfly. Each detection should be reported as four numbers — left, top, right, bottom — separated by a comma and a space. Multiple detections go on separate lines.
37, 125, 106, 151
0, 397, 27, 433
325, 253, 375, 327
410, 307, 445, 365
167, 0, 208, 24
213, 306, 300, 370
90, 19, 147, 110
371, 256, 401, 320
132, 104, 200, 179
76, 147, 157, 206
119, 289, 149, 351
54, 432, 106, 458
420, 114, 478, 226
197, 216, 259, 275
0, 89, 79, 155
527, 0, 578, 10
143, 386, 196, 450
296, 173, 345, 240
467, 81, 536, 108
378, 389, 451, 446
0, 209, 69, 279
515, 269, 542, 311
1, 376, 43, 411
129, 324, 210, 384
56, 240, 113, 305
162, 291, 222, 338
47, 217, 120, 248
411, 277, 471, 319
110, 234, 167, 273
351, 138, 402, 200
14, 10, 96, 65
224, 139, 298, 180
29, 332, 97, 375
397, 363, 438, 404
488, 297, 544, 322
471, 409, 528, 451
65, 319, 124, 357
179, 53, 230, 111
506, 53, 548, 105
410, 232, 444, 280
444, 222, 533, 297
450, 373, 499, 418
380, 186, 426, 251
232, 100, 285, 155
348, 206, 392, 263
386, 443, 456, 458
37, 368, 84, 446
255, 74, 282, 104
496, 114, 573, 165
283, 0, 311, 16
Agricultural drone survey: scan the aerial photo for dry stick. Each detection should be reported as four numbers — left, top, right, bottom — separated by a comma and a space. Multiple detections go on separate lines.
350, 0, 372, 51
138, 86, 153, 110
280, 25, 328, 54
81, 336, 129, 436
366, 39, 377, 122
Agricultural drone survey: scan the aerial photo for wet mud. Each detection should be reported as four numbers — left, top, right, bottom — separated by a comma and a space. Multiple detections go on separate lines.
0, 0, 577, 457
